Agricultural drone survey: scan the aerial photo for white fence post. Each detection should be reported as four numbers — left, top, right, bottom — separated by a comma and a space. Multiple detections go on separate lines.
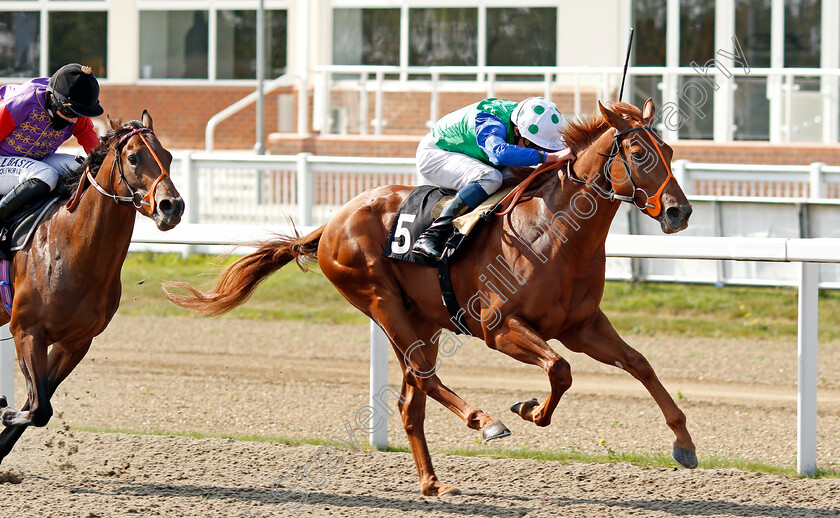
180, 152, 199, 258
296, 152, 313, 226
370, 320, 389, 450
798, 260, 819, 476
1, 324, 13, 408
673, 159, 691, 195
809, 162, 827, 199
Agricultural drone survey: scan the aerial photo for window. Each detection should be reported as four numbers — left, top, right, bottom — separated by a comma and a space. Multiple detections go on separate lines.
679, 0, 715, 66
0, 12, 39, 77
333, 8, 399, 66
409, 8, 477, 67
140, 8, 287, 80
633, 0, 667, 66
734, 0, 771, 140
217, 10, 287, 79
784, 0, 820, 67
486, 8, 556, 67
48, 11, 107, 77
140, 11, 208, 79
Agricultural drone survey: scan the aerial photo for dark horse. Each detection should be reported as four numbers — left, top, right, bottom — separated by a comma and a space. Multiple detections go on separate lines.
166, 100, 696, 495
0, 111, 183, 464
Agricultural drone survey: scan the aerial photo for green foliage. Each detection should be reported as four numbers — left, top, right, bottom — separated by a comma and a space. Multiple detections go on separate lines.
119, 251, 366, 324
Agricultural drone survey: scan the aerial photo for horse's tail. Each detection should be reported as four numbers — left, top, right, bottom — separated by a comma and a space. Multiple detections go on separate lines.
164, 225, 324, 316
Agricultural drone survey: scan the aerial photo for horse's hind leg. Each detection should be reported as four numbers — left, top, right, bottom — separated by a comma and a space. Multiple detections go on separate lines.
0, 339, 91, 463
366, 300, 505, 495
397, 378, 462, 496
486, 316, 572, 427
558, 309, 697, 469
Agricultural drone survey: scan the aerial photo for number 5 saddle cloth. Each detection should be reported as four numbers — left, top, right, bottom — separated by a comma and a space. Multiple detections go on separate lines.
383, 185, 512, 267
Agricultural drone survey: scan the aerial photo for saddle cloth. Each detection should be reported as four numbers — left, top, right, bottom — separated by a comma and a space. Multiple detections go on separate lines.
0, 192, 62, 260
382, 185, 512, 266
0, 193, 62, 315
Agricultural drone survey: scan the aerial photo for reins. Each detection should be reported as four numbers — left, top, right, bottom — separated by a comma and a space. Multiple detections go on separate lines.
494, 161, 564, 217
66, 127, 170, 215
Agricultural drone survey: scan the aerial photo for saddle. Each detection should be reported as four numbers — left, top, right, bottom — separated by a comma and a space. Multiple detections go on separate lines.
383, 185, 512, 267
383, 185, 512, 336
0, 192, 62, 261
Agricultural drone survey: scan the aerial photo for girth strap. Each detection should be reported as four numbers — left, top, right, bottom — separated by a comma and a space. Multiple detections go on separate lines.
437, 261, 473, 337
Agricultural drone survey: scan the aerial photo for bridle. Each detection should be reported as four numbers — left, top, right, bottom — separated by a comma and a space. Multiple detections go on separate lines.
567, 122, 675, 218
67, 127, 170, 216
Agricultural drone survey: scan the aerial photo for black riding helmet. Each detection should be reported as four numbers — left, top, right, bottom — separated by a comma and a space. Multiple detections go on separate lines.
47, 63, 104, 118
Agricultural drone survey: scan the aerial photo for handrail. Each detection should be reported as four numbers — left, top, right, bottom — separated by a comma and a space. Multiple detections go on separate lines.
204, 73, 303, 152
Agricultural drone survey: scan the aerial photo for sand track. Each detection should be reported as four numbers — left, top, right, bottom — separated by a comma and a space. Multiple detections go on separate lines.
0, 315, 838, 517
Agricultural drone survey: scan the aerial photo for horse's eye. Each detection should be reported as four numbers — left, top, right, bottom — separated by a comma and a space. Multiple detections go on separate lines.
631, 151, 645, 161
128, 154, 138, 166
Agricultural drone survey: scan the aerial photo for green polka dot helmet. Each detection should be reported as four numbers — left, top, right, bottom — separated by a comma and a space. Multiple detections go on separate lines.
511, 97, 565, 151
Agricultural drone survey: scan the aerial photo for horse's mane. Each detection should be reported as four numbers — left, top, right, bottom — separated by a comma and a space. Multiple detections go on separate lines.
561, 102, 644, 156
58, 119, 146, 199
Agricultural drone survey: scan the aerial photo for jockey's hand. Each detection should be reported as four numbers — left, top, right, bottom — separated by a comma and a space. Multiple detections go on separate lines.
545, 147, 575, 164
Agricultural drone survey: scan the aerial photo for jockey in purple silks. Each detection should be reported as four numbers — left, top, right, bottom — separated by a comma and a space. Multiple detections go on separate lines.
0, 63, 103, 222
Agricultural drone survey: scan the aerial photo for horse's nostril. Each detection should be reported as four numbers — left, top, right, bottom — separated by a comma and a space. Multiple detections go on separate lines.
666, 206, 683, 221
158, 198, 173, 215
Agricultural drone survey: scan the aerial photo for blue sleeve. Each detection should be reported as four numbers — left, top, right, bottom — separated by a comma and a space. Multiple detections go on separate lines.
475, 112, 542, 167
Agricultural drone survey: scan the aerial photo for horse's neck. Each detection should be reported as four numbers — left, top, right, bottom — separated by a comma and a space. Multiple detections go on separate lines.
64, 160, 137, 267
540, 137, 621, 249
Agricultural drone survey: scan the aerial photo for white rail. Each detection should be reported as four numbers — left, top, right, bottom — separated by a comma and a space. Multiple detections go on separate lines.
204, 73, 307, 152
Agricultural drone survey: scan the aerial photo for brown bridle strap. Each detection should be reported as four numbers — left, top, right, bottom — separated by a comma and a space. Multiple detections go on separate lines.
494, 161, 564, 217
66, 127, 169, 215
134, 130, 170, 216
637, 126, 674, 218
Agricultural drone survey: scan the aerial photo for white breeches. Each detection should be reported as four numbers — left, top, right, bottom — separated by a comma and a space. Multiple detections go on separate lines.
0, 153, 77, 195
416, 133, 504, 195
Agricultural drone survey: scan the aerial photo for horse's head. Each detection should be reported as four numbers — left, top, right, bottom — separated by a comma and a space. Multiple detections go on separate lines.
103, 111, 184, 230
595, 99, 692, 233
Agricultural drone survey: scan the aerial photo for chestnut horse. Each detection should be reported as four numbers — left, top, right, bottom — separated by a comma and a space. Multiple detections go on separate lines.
0, 111, 183, 464
166, 100, 696, 495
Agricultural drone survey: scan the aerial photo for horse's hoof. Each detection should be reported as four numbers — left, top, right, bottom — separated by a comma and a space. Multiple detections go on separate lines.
0, 396, 6, 408
440, 488, 463, 497
481, 420, 511, 442
510, 397, 539, 416
672, 445, 698, 469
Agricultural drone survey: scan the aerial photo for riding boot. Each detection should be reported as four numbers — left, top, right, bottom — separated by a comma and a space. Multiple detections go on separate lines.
0, 179, 51, 222
412, 182, 490, 261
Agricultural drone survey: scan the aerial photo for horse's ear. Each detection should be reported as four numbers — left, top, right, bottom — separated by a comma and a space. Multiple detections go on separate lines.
642, 98, 656, 124
598, 101, 631, 131
106, 114, 121, 131
141, 110, 154, 131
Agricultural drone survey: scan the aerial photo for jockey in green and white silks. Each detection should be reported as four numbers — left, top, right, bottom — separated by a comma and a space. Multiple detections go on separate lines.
412, 96, 575, 260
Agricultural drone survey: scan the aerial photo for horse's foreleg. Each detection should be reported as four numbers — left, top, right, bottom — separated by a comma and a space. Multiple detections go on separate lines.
486, 316, 572, 427
558, 309, 697, 469
0, 339, 91, 463
2, 333, 50, 428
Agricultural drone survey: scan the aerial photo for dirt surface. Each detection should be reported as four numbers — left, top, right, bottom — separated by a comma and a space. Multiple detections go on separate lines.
0, 315, 839, 517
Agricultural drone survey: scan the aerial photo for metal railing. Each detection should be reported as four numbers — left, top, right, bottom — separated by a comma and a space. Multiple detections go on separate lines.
313, 65, 840, 143
204, 73, 308, 152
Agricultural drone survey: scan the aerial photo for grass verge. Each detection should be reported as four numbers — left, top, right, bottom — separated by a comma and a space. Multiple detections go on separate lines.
123, 251, 840, 340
